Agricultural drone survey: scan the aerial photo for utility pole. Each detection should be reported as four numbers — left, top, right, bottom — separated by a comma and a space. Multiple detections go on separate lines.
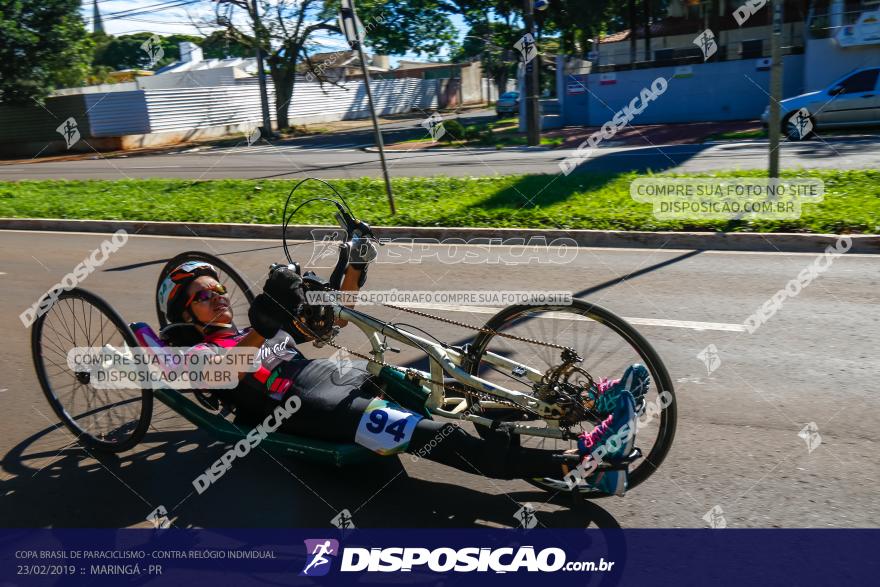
92, 0, 105, 34
340, 0, 396, 214
252, 0, 273, 138
628, 0, 637, 64
523, 0, 541, 146
768, 0, 783, 179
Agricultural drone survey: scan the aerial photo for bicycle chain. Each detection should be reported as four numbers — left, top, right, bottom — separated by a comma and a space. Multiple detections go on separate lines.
320, 337, 537, 414
314, 301, 578, 416
381, 303, 572, 351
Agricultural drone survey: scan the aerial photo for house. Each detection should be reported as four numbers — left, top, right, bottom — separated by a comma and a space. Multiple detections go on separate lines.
555, 0, 880, 125
590, 0, 878, 72
297, 50, 389, 82
138, 42, 258, 89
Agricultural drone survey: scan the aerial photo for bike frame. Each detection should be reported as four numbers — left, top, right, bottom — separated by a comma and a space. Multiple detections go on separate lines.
334, 304, 570, 440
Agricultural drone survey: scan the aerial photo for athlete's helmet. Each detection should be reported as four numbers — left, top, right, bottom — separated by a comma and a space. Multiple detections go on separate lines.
158, 261, 220, 324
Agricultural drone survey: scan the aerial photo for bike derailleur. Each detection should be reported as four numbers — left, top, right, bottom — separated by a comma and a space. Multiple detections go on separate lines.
536, 348, 598, 426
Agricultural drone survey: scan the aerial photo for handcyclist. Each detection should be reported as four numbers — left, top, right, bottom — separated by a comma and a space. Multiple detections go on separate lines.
156, 238, 649, 495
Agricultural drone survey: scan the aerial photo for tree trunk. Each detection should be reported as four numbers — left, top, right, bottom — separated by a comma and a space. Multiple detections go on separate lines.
270, 66, 295, 129
493, 65, 508, 99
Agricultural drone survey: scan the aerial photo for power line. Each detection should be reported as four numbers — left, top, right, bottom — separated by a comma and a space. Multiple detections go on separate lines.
83, 0, 201, 23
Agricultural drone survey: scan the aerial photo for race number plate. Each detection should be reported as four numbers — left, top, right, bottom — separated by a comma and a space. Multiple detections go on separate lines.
355, 398, 423, 455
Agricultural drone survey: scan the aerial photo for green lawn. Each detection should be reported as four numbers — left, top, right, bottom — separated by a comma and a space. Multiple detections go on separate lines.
400, 116, 564, 149
704, 129, 768, 142
1, 169, 877, 234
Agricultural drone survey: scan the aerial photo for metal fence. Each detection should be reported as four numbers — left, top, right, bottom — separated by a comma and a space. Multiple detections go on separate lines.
0, 77, 444, 148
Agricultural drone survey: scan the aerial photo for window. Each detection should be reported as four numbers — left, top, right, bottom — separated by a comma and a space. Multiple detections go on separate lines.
839, 69, 879, 94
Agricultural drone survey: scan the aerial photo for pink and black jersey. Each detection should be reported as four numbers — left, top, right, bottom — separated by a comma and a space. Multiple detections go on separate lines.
188, 327, 304, 401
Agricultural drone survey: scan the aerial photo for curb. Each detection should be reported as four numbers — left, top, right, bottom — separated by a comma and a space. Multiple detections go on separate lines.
1, 218, 877, 254
701, 134, 880, 145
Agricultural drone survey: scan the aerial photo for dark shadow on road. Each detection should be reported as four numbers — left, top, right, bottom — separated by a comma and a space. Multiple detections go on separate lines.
0, 418, 619, 529
103, 245, 283, 273
563, 142, 713, 175
574, 249, 702, 298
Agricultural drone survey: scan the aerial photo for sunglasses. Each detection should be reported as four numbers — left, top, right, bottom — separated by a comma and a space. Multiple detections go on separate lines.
185, 283, 228, 308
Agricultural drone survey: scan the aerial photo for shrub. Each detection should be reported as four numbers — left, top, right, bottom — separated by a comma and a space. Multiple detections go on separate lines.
440, 119, 465, 142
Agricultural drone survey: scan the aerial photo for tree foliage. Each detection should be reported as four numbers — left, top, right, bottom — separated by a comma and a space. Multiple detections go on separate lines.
0, 0, 93, 104
92, 32, 224, 71
355, 0, 457, 55
215, 0, 458, 129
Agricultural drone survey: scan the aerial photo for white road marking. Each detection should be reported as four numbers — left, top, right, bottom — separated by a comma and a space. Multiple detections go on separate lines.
391, 302, 747, 332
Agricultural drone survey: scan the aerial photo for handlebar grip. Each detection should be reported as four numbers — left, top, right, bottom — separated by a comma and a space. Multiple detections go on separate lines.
356, 263, 369, 287
269, 261, 301, 275
334, 211, 350, 233
329, 242, 350, 291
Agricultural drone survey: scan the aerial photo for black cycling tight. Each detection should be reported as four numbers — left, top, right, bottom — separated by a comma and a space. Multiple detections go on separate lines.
227, 358, 565, 480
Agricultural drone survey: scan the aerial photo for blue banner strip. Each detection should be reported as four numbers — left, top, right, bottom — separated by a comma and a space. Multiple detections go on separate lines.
1, 529, 878, 585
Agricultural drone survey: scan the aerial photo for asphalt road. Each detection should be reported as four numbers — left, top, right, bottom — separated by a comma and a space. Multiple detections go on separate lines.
2, 230, 878, 529
1, 119, 878, 180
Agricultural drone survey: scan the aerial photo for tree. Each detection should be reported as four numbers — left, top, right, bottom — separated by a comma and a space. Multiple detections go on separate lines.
92, 32, 205, 71
355, 0, 457, 55
214, 1, 338, 129
215, 0, 457, 129
453, 20, 520, 98
200, 30, 252, 59
0, 0, 93, 104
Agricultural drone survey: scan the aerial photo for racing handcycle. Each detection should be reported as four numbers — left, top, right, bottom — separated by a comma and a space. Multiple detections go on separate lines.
30, 179, 677, 498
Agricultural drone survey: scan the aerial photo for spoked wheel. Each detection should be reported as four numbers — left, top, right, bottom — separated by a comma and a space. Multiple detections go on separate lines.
156, 251, 255, 413
784, 112, 813, 141
464, 300, 676, 497
31, 288, 152, 452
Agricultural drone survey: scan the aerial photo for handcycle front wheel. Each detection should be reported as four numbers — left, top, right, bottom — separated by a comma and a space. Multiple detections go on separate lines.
31, 288, 153, 453
463, 300, 677, 497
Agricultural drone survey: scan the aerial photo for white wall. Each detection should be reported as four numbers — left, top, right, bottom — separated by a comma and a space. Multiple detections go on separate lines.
804, 37, 880, 91
136, 67, 240, 90
70, 77, 441, 137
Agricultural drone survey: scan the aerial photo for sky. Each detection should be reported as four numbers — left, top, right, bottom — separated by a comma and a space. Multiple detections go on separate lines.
80, 0, 468, 64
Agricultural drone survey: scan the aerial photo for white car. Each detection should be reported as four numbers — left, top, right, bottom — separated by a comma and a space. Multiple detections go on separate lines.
761, 66, 880, 140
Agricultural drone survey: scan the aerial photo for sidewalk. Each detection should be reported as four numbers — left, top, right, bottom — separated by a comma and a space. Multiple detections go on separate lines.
549, 120, 764, 149
1, 105, 491, 164
287, 104, 488, 135
380, 119, 765, 152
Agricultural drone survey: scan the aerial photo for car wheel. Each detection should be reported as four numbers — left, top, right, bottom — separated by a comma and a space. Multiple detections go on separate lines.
783, 111, 815, 141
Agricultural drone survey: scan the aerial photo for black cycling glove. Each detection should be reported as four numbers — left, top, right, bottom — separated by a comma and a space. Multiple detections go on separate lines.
248, 264, 305, 338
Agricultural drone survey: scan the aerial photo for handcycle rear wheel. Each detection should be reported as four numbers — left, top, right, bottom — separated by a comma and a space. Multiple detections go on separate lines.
155, 251, 256, 330
464, 300, 677, 497
156, 251, 255, 413
31, 288, 153, 453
